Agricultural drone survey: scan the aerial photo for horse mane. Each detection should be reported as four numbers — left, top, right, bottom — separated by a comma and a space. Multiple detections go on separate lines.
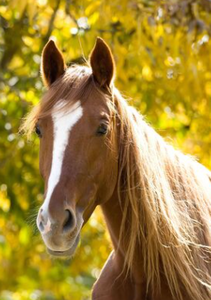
114, 89, 211, 300
22, 64, 211, 300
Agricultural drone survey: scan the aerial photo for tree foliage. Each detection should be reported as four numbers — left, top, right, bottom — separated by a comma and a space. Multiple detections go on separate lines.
0, 0, 211, 299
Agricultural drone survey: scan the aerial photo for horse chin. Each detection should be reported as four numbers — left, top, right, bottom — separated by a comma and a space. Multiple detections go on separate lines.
47, 235, 80, 258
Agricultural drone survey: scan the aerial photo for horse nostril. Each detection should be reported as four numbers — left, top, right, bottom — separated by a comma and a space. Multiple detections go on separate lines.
39, 221, 44, 232
63, 209, 74, 232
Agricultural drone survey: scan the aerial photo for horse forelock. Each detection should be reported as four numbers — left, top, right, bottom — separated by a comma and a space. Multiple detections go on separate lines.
21, 65, 94, 136
114, 89, 211, 300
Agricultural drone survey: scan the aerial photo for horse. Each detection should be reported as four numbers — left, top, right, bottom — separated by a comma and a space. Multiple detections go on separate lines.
22, 37, 211, 300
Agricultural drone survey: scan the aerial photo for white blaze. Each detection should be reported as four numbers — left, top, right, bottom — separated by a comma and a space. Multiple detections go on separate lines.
42, 100, 83, 212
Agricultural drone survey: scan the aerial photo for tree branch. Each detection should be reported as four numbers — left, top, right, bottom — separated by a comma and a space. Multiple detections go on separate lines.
43, 0, 61, 45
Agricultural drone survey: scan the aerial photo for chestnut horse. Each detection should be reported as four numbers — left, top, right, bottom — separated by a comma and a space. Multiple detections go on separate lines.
23, 38, 211, 300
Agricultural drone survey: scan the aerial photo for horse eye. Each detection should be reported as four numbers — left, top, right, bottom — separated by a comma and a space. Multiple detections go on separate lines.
35, 124, 42, 138
96, 124, 108, 136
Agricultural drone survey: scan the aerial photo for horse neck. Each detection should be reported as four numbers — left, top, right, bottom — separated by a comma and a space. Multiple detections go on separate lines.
101, 188, 122, 250
101, 188, 145, 283
101, 187, 142, 257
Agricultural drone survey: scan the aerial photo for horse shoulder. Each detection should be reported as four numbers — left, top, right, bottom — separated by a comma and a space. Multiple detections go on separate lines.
92, 251, 150, 300
92, 251, 134, 300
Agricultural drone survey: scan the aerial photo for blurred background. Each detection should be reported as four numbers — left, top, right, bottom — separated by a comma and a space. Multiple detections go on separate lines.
0, 0, 211, 299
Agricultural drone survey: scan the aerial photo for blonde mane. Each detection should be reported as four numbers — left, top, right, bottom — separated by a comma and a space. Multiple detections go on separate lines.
22, 64, 211, 300
115, 89, 211, 300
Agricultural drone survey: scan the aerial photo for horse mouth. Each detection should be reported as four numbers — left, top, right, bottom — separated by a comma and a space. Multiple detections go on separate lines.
47, 235, 80, 257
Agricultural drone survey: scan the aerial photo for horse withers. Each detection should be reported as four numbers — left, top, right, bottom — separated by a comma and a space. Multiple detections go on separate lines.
23, 37, 211, 300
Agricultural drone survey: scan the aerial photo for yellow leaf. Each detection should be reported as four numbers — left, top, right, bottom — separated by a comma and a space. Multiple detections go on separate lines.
9, 0, 28, 17
19, 227, 31, 245
142, 65, 153, 81
27, 0, 37, 24
0, 190, 10, 212
205, 82, 211, 96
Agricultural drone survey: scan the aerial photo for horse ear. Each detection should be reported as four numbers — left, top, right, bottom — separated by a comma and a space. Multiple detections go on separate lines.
90, 37, 115, 88
41, 40, 66, 87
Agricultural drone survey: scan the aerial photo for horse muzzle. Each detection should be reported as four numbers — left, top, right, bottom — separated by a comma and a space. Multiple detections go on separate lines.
47, 234, 80, 257
37, 206, 83, 257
